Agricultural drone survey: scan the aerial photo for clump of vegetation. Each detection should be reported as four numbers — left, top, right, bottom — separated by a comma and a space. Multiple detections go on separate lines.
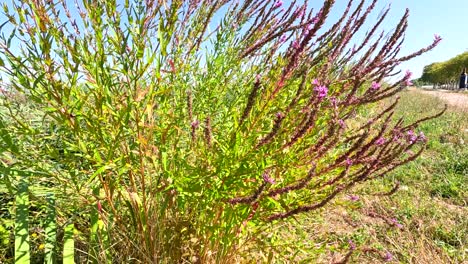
0, 0, 443, 262
419, 51, 468, 88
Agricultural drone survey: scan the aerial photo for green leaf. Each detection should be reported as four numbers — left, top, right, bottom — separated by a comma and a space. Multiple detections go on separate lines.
62, 223, 74, 264
158, 18, 167, 56
44, 194, 57, 264
89, 187, 100, 264
14, 175, 30, 264
0, 116, 19, 153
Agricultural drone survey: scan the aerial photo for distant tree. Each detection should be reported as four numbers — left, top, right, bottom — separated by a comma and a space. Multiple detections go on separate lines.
420, 52, 468, 89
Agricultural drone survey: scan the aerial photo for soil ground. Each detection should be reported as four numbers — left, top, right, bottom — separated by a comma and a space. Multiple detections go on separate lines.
411, 87, 468, 110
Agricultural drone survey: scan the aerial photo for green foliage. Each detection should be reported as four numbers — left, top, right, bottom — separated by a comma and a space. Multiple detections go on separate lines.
14, 175, 30, 264
62, 224, 75, 264
420, 52, 468, 85
44, 194, 56, 264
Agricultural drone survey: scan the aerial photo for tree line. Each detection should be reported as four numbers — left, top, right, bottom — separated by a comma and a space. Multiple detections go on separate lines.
418, 51, 468, 89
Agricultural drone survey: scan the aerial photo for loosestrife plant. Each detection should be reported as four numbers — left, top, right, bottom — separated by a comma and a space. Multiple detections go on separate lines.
0, 0, 443, 262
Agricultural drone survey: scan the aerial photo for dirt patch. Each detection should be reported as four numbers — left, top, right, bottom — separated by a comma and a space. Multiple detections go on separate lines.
410, 88, 468, 110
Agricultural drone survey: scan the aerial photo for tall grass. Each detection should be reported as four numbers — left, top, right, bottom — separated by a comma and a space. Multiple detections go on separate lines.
44, 194, 56, 264
14, 175, 30, 264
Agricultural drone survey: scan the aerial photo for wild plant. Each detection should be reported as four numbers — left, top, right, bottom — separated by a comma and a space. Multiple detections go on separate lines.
0, 0, 443, 262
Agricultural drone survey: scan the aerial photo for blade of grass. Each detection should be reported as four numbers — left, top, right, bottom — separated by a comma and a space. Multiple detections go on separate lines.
44, 193, 56, 264
89, 188, 99, 264
63, 223, 74, 264
14, 174, 30, 264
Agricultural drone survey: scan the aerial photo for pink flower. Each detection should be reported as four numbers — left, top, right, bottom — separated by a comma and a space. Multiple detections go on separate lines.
375, 137, 386, 145
97, 201, 102, 213
294, 7, 305, 19
406, 130, 417, 143
274, 0, 283, 8
392, 129, 403, 142
275, 111, 285, 119
345, 157, 353, 166
348, 239, 356, 250
312, 79, 320, 85
279, 34, 287, 42
292, 40, 300, 49
311, 10, 322, 24
391, 218, 403, 229
384, 251, 393, 262
303, 24, 313, 36
371, 81, 381, 91
404, 70, 412, 79
348, 194, 359, 201
263, 171, 275, 184
314, 85, 328, 99
191, 119, 199, 129
405, 80, 413, 86
338, 119, 346, 128
418, 131, 427, 142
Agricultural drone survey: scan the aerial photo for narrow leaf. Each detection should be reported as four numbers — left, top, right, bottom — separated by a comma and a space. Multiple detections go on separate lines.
62, 223, 74, 264
44, 193, 56, 264
14, 175, 30, 264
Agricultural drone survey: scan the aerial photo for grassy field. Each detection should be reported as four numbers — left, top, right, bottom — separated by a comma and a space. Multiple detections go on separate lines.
247, 89, 467, 263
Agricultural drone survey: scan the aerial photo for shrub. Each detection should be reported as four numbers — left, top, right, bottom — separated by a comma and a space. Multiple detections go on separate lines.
0, 0, 443, 262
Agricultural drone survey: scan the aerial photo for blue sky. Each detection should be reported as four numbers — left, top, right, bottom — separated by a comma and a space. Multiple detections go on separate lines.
1, 0, 467, 80
319, 0, 468, 78
390, 0, 468, 77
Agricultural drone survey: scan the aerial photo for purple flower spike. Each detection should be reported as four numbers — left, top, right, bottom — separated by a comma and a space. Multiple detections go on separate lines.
338, 119, 346, 128
417, 131, 427, 142
391, 218, 403, 229
404, 70, 413, 80
406, 130, 417, 143
348, 239, 356, 250
263, 171, 275, 184
384, 251, 393, 262
279, 34, 287, 42
191, 120, 200, 129
311, 10, 322, 24
375, 137, 386, 145
274, 0, 283, 8
292, 40, 300, 49
314, 85, 328, 100
275, 111, 285, 120
294, 7, 305, 19
371, 81, 381, 91
434, 34, 442, 43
